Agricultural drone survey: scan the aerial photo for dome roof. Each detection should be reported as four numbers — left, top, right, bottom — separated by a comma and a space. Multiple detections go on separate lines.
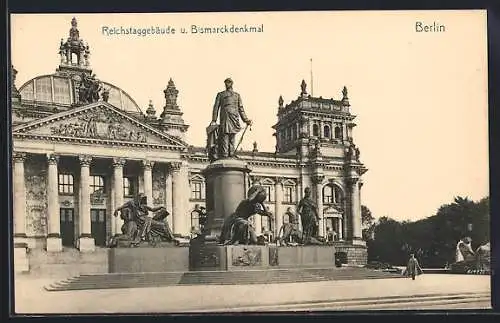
18, 74, 142, 113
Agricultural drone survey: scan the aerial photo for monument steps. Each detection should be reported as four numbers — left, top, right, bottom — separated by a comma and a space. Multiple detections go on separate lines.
194, 292, 491, 312
44, 267, 403, 291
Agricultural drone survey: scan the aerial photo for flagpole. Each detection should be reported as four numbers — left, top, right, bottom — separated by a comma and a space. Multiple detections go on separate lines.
310, 58, 314, 96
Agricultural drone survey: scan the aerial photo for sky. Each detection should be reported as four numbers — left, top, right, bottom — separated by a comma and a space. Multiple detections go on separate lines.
10, 11, 489, 222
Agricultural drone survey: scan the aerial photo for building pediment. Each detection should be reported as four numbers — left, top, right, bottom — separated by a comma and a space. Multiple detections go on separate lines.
323, 205, 343, 217
12, 102, 187, 151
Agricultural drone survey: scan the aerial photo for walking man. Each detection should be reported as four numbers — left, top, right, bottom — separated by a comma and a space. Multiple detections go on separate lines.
406, 253, 423, 280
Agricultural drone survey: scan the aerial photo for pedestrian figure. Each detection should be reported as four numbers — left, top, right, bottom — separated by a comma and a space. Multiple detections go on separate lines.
405, 253, 423, 280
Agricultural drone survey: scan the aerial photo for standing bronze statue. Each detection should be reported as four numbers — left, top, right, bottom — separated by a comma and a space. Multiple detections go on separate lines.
208, 78, 252, 161
297, 187, 323, 245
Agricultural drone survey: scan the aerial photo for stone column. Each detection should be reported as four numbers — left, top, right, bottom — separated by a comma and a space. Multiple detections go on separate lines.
349, 177, 363, 244
142, 160, 154, 206
254, 212, 262, 235
112, 158, 125, 236
171, 162, 189, 236
13, 152, 27, 242
46, 154, 62, 252
313, 175, 325, 237
337, 217, 343, 240
78, 155, 95, 252
165, 171, 173, 218
274, 177, 284, 237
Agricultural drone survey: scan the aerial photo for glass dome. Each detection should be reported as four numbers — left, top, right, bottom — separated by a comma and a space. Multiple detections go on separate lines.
19, 74, 142, 113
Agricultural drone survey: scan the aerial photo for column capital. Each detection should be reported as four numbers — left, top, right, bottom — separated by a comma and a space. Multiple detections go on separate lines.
13, 152, 27, 163
78, 155, 92, 166
312, 174, 325, 185
46, 154, 59, 165
169, 161, 182, 172
142, 159, 155, 170
250, 175, 262, 185
347, 177, 359, 186
275, 176, 285, 186
112, 157, 126, 168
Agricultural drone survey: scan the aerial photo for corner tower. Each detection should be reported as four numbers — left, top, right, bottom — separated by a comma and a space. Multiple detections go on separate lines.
273, 80, 357, 161
159, 78, 189, 141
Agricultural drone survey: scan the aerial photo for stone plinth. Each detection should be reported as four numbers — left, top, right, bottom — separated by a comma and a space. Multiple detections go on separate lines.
201, 159, 251, 238
189, 239, 336, 271
333, 242, 368, 265
14, 242, 29, 273
108, 247, 190, 273
269, 245, 335, 268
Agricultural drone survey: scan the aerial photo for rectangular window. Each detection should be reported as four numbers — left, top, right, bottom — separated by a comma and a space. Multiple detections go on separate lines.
191, 182, 203, 200
284, 186, 294, 203
35, 77, 52, 102
53, 77, 71, 105
90, 175, 105, 193
58, 174, 74, 194
123, 177, 136, 197
263, 185, 275, 202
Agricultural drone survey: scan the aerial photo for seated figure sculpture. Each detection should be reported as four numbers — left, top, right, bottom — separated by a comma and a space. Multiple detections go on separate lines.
110, 193, 174, 247
450, 237, 490, 273
278, 207, 303, 246
219, 184, 272, 245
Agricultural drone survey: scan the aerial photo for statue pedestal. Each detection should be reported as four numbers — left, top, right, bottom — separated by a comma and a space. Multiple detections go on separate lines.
201, 158, 251, 239
108, 247, 189, 273
189, 238, 336, 271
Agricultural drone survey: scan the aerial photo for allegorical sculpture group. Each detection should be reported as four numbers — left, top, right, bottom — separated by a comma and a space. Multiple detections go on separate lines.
109, 78, 326, 248
109, 194, 175, 247
218, 184, 326, 246
450, 237, 490, 273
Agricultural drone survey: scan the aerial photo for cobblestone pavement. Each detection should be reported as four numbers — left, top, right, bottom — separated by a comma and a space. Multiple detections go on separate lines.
13, 274, 491, 314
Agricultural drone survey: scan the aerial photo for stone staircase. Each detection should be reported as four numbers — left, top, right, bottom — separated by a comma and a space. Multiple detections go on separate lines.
45, 267, 404, 291
198, 292, 491, 312
27, 247, 108, 278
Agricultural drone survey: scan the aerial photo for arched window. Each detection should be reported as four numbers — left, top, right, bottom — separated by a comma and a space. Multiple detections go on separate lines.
334, 126, 342, 139
324, 125, 331, 139
191, 207, 200, 231
312, 124, 319, 137
323, 184, 343, 204
323, 185, 334, 204
334, 185, 343, 204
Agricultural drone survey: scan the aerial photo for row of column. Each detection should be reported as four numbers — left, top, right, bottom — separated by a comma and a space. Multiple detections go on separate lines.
12, 152, 191, 252
109, 159, 189, 238
311, 174, 363, 242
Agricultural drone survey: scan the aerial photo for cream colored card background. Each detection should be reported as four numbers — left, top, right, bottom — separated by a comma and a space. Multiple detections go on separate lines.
10, 10, 488, 222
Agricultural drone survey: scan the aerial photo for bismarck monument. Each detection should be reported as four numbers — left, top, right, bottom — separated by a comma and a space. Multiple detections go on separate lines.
190, 78, 336, 271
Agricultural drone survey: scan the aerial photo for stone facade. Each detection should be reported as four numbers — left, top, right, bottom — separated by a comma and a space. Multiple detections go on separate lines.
11, 18, 368, 267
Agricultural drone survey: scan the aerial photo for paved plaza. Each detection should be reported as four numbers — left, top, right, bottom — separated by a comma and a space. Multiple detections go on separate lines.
13, 274, 491, 314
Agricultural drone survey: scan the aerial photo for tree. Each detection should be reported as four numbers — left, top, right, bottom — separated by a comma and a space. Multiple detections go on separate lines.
361, 205, 374, 228
367, 196, 489, 267
361, 205, 375, 241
